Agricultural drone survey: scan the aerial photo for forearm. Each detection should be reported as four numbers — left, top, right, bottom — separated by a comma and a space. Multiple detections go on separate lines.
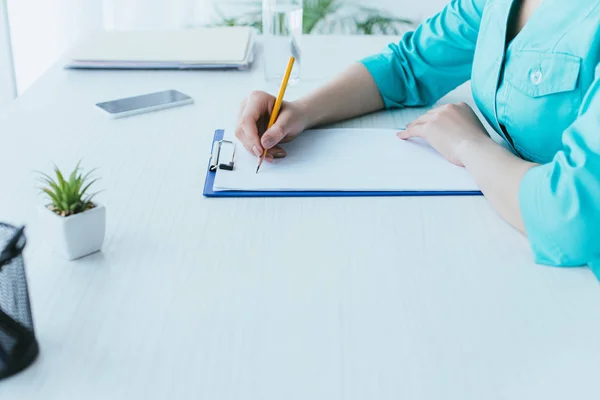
458, 138, 538, 234
295, 63, 384, 128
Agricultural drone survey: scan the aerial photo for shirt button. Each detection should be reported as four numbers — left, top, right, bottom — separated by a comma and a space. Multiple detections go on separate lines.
530, 69, 543, 85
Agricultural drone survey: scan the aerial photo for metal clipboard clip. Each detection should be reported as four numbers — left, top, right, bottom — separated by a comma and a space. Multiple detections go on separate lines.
209, 139, 236, 171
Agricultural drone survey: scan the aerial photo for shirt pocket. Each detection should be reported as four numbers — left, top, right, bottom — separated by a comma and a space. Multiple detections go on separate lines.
505, 51, 582, 98
502, 51, 583, 162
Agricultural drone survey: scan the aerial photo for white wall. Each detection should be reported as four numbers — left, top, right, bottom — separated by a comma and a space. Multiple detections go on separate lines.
7, 0, 103, 93
0, 0, 16, 108
103, 0, 212, 30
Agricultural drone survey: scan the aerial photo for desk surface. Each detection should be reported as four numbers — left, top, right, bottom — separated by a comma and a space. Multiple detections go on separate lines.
1, 36, 599, 400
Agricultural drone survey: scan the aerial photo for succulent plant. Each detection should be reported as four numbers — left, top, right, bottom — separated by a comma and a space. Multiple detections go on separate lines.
37, 163, 100, 217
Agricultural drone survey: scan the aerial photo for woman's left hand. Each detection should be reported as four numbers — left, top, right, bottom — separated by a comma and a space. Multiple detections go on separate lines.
398, 102, 492, 167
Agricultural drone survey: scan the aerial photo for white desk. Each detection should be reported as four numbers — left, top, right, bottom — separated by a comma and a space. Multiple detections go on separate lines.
1, 36, 599, 400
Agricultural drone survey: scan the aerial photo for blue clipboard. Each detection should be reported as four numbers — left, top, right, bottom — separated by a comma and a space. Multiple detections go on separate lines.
203, 129, 483, 198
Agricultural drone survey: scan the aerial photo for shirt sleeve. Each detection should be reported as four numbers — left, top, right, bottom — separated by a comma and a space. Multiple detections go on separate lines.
360, 0, 486, 108
519, 70, 600, 279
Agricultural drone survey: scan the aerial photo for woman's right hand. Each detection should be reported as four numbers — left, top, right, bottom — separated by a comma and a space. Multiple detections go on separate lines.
235, 91, 309, 162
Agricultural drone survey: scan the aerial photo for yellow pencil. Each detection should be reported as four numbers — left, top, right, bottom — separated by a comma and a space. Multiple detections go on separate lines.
256, 56, 296, 174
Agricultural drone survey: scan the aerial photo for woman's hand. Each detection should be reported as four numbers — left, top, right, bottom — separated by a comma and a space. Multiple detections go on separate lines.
235, 64, 385, 162
400, 102, 537, 235
398, 102, 492, 166
235, 91, 309, 162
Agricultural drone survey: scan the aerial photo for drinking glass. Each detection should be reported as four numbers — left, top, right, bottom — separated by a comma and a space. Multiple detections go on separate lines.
262, 0, 302, 84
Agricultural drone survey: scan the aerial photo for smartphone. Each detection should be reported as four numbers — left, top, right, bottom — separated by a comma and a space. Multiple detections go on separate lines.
95, 89, 194, 119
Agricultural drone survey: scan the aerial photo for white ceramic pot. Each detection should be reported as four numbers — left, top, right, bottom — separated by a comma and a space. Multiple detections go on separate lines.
38, 203, 106, 260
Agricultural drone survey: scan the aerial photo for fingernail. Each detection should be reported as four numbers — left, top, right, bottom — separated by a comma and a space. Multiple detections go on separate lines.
274, 152, 286, 158
266, 155, 274, 162
252, 146, 262, 157
263, 138, 275, 148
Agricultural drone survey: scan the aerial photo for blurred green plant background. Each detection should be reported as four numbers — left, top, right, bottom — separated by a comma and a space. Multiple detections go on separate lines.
211, 0, 415, 35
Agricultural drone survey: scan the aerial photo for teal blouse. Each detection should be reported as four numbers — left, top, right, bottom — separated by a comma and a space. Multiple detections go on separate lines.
361, 0, 600, 278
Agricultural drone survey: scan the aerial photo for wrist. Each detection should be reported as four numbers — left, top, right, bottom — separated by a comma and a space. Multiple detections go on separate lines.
293, 97, 318, 130
456, 136, 494, 167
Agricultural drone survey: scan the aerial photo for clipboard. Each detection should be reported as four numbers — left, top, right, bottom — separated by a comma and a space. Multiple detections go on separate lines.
203, 130, 483, 198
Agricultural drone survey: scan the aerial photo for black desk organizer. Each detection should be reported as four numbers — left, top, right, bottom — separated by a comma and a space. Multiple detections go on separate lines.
0, 223, 39, 380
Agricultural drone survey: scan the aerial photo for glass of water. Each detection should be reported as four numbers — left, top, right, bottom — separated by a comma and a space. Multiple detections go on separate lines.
262, 0, 302, 84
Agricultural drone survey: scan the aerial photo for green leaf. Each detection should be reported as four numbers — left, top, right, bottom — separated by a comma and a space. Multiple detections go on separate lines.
64, 183, 75, 205
85, 190, 104, 201
37, 163, 101, 214
72, 175, 84, 197
206, 0, 414, 39
42, 188, 59, 205
81, 168, 98, 182
59, 200, 70, 212
83, 191, 102, 208
303, 0, 342, 34
69, 202, 83, 211
80, 178, 99, 199
56, 190, 68, 208
54, 165, 67, 193
68, 161, 81, 187
35, 171, 57, 183
38, 177, 61, 194
36, 171, 61, 193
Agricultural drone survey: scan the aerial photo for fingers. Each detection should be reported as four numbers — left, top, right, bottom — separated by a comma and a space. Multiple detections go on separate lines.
236, 97, 247, 122
401, 119, 426, 139
279, 135, 295, 144
261, 111, 294, 149
235, 91, 302, 161
398, 129, 417, 139
400, 102, 472, 140
266, 145, 287, 159
238, 117, 263, 156
399, 117, 428, 140
402, 106, 441, 138
257, 146, 286, 164
235, 91, 273, 156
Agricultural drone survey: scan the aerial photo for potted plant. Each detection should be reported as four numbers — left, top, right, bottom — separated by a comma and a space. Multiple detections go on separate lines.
36, 163, 105, 260
210, 0, 415, 35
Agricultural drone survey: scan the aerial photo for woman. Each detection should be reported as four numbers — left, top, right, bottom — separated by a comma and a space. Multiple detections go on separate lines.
235, 0, 600, 277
